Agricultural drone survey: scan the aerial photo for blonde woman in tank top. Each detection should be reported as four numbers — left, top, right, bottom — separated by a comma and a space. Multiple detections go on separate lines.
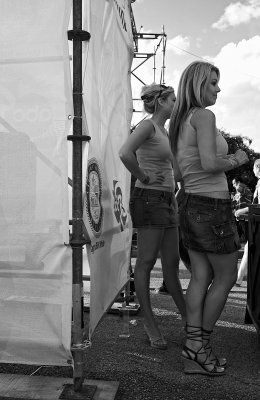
119, 84, 186, 350
169, 61, 248, 376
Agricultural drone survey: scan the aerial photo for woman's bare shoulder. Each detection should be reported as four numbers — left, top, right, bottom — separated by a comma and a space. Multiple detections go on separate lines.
132, 119, 155, 139
191, 108, 216, 128
193, 108, 215, 118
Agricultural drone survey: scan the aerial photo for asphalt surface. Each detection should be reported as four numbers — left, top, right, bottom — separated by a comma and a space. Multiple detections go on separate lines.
0, 254, 259, 400
81, 258, 260, 400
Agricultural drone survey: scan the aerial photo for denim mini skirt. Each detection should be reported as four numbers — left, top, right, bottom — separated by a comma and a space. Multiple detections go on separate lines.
130, 187, 178, 229
179, 193, 240, 254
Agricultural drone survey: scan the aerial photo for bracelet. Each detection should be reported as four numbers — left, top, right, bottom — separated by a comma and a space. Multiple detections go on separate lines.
141, 174, 150, 185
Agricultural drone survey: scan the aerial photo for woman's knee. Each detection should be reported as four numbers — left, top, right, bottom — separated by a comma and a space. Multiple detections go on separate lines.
191, 265, 213, 286
161, 254, 180, 272
214, 268, 237, 289
189, 275, 211, 294
135, 256, 157, 273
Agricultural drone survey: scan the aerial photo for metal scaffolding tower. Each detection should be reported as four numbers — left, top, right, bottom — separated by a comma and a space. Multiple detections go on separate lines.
130, 1, 168, 127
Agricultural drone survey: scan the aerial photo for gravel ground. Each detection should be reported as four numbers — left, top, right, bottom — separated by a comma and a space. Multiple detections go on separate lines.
0, 258, 259, 400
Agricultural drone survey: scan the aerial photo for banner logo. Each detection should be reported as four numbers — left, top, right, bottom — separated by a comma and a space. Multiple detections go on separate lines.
113, 0, 127, 32
113, 180, 127, 231
85, 159, 103, 238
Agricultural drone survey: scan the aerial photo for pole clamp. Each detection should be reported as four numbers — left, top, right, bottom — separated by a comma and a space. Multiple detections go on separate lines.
67, 135, 91, 142
70, 237, 90, 247
68, 30, 91, 41
71, 340, 91, 352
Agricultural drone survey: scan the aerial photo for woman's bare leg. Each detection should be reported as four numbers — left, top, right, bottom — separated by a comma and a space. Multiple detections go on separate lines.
185, 250, 213, 351
134, 227, 163, 336
186, 251, 213, 325
160, 227, 186, 320
202, 251, 238, 330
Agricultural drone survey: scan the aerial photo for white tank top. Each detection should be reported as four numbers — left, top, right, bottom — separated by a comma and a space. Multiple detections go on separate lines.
177, 110, 229, 194
135, 119, 175, 192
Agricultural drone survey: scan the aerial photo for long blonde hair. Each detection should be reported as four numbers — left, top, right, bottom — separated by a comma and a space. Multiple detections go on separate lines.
169, 61, 220, 154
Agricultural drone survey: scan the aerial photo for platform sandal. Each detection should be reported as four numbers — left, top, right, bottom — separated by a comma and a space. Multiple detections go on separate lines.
202, 328, 227, 368
182, 325, 225, 376
144, 324, 167, 350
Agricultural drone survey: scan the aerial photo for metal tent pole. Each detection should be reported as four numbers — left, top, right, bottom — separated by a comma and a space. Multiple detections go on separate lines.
67, 0, 91, 392
161, 26, 167, 85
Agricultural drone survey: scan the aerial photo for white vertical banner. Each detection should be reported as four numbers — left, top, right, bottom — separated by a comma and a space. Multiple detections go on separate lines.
0, 0, 73, 365
82, 0, 134, 337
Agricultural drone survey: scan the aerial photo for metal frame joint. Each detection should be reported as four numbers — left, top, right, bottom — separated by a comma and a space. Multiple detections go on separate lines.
68, 29, 91, 41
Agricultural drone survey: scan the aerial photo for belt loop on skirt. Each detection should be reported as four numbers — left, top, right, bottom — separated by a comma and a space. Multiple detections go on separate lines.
135, 188, 144, 197
182, 193, 189, 208
214, 198, 218, 210
160, 191, 165, 200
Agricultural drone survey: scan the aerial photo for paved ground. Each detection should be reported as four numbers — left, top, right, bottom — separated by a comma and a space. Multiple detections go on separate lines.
0, 255, 259, 400
80, 258, 260, 400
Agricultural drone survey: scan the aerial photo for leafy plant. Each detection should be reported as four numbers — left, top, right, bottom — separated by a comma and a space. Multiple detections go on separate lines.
222, 129, 260, 192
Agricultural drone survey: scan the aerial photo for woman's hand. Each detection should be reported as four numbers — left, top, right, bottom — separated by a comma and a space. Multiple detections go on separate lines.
143, 171, 165, 185
235, 208, 248, 219
233, 150, 249, 166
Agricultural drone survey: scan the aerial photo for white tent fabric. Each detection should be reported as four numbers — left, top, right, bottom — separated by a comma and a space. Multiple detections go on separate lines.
82, 0, 134, 337
0, 0, 73, 365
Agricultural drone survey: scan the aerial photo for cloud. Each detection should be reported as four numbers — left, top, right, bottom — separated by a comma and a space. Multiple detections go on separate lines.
212, 0, 260, 31
167, 35, 190, 56
214, 35, 260, 90
212, 36, 260, 150
196, 37, 203, 49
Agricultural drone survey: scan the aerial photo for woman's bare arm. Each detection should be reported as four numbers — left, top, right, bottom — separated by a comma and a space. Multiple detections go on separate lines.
192, 109, 248, 172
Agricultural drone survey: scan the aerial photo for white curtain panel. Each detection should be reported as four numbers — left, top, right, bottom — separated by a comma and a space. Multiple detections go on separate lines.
82, 0, 134, 338
0, 0, 73, 365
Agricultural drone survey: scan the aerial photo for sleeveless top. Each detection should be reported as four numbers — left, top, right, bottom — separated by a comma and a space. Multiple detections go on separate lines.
176, 109, 229, 194
135, 119, 175, 192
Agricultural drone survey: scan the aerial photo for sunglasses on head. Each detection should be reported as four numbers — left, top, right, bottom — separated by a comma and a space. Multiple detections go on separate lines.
160, 84, 169, 90
158, 84, 170, 98
140, 85, 171, 101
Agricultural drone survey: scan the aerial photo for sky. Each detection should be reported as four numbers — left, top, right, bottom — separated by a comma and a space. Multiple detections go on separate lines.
130, 0, 260, 152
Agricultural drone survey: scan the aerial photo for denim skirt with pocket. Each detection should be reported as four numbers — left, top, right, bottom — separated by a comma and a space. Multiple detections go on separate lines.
130, 187, 178, 229
179, 193, 240, 254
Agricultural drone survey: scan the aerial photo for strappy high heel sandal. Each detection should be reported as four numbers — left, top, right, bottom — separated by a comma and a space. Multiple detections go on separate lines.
182, 325, 225, 376
144, 324, 167, 350
202, 328, 227, 368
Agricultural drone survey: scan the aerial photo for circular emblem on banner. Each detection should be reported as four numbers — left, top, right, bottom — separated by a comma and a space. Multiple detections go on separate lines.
85, 158, 103, 237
